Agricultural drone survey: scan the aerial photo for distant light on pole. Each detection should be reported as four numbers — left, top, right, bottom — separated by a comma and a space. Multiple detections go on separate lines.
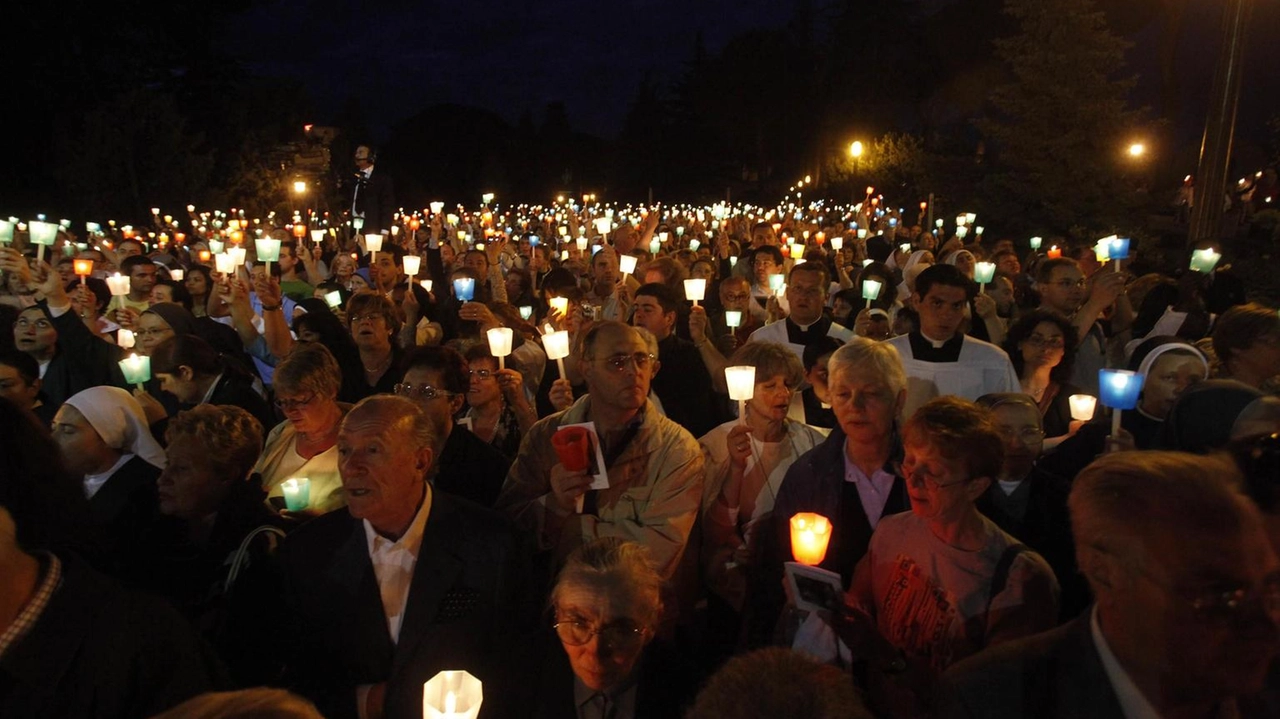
1127, 142, 1146, 159
293, 180, 307, 194
850, 141, 864, 158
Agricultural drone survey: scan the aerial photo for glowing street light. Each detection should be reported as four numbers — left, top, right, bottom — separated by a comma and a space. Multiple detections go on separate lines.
293, 180, 308, 194
850, 141, 864, 158
1127, 142, 1146, 159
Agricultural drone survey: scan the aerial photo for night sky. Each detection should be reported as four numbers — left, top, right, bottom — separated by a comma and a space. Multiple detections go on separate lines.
222, 0, 798, 138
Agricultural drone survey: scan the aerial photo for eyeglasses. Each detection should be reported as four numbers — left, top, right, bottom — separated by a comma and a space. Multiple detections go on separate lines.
349, 314, 387, 325
1024, 335, 1065, 349
995, 426, 1046, 443
134, 328, 174, 339
469, 369, 495, 380
589, 353, 656, 373
553, 618, 646, 649
723, 292, 751, 302
393, 383, 457, 401
1052, 279, 1086, 289
274, 393, 317, 411
1134, 563, 1280, 624
898, 457, 967, 489
14, 318, 53, 331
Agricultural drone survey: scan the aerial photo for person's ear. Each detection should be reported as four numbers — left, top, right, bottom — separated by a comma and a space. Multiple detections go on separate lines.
414, 446, 435, 476
965, 476, 991, 502
448, 393, 465, 415
1076, 546, 1119, 598
894, 388, 907, 418
178, 365, 196, 382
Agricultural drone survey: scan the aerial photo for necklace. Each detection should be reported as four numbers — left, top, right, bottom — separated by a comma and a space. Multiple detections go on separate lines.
363, 352, 392, 375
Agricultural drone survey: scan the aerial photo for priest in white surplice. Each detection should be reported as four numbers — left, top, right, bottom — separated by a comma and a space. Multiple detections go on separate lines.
748, 262, 853, 364
886, 264, 1019, 418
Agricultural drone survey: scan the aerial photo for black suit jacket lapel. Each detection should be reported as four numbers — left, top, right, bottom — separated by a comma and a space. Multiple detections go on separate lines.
390, 496, 464, 675
327, 518, 395, 668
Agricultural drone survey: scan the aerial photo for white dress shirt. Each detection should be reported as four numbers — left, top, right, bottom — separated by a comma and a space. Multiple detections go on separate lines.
362, 484, 433, 644
1090, 606, 1164, 719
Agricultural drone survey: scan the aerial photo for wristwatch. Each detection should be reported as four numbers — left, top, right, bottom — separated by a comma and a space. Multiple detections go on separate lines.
261, 304, 282, 312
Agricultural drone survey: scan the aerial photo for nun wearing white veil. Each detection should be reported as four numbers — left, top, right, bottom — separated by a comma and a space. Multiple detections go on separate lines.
52, 386, 167, 571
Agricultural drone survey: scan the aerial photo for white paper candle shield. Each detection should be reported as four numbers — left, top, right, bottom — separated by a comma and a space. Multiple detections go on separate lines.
117, 328, 136, 348
768, 274, 785, 292
790, 512, 833, 566
519, 306, 533, 321
829, 236, 843, 251
419, 280, 433, 293
1069, 394, 1097, 421
594, 218, 612, 237
228, 246, 247, 267
725, 366, 756, 401
423, 670, 482, 719
453, 277, 476, 302
548, 296, 569, 317
209, 239, 225, 255
106, 273, 131, 296
324, 290, 342, 308
309, 229, 326, 244
403, 255, 422, 277
575, 236, 588, 251
683, 278, 706, 303
364, 234, 384, 254
486, 327, 514, 364
725, 310, 742, 328
618, 254, 637, 275
28, 220, 59, 246
974, 262, 997, 286
0, 220, 14, 243
430, 201, 445, 214
254, 238, 281, 263
861, 279, 882, 306
1029, 236, 1043, 250
119, 353, 151, 386
543, 330, 571, 361
281, 478, 310, 511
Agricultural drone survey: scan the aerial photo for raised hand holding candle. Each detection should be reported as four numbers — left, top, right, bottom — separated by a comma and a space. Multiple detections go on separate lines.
974, 261, 996, 293
789, 513, 833, 566
118, 353, 151, 389
453, 277, 476, 302
403, 255, 421, 277
684, 278, 706, 306
725, 365, 756, 425
543, 329, 571, 380
1069, 394, 1097, 421
423, 669, 482, 719
486, 327, 514, 370
861, 279, 882, 308
548, 296, 569, 318
281, 477, 310, 511
1098, 369, 1144, 441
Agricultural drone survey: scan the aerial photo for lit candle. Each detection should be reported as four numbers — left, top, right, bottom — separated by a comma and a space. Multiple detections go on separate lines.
649, 238, 660, 255
170, 268, 184, 281
281, 477, 310, 511
430, 201, 445, 215
0, 220, 14, 243
789, 513, 833, 566
1068, 394, 1097, 422
419, 279, 433, 293
594, 217, 612, 237
310, 229, 326, 244
724, 365, 756, 425
1189, 248, 1221, 273
618, 254, 637, 276
789, 244, 804, 260
725, 310, 742, 329
453, 277, 476, 302
228, 246, 247, 267
519, 306, 533, 321
575, 236, 588, 252
255, 237, 281, 273
73, 259, 93, 285
974, 261, 996, 293
861, 279, 882, 308
403, 255, 422, 277
543, 329, 571, 380
106, 273, 131, 296
683, 278, 706, 306
1047, 245, 1062, 259
28, 219, 58, 264
208, 239, 224, 255
548, 296, 569, 317
829, 236, 843, 251
1098, 369, 1145, 440
767, 274, 785, 293
422, 669, 482, 719
935, 219, 944, 229
117, 328, 135, 349
214, 253, 235, 274
1029, 236, 1043, 250
324, 290, 343, 308
118, 353, 151, 389
486, 327, 514, 370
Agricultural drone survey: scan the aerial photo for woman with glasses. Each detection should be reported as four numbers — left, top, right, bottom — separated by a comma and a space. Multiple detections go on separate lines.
254, 343, 348, 513
837, 397, 1059, 716
345, 292, 405, 399
461, 343, 537, 460
1002, 310, 1081, 442
491, 537, 699, 718
700, 342, 827, 653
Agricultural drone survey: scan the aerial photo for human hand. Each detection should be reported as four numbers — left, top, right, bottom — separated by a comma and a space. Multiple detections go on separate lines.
1105, 427, 1135, 454
549, 463, 593, 515
496, 368, 525, 403
33, 260, 65, 303
117, 306, 141, 329
254, 274, 283, 308
1087, 271, 1125, 308
853, 308, 873, 337
0, 247, 32, 286
460, 301, 499, 331
973, 292, 997, 319
132, 388, 168, 425
549, 378, 575, 412
726, 423, 753, 470
688, 305, 709, 344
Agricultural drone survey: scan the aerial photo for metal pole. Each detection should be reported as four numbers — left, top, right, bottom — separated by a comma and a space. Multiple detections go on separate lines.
1187, 0, 1253, 248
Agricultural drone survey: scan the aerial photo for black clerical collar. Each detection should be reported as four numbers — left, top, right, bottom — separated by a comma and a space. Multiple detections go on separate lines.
908, 330, 964, 362
786, 315, 832, 344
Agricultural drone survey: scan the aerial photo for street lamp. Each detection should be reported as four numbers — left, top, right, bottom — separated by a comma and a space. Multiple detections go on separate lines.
293, 180, 307, 194
1127, 142, 1146, 159
850, 141, 864, 158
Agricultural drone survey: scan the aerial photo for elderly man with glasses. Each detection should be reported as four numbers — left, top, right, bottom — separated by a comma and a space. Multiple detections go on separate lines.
498, 321, 704, 624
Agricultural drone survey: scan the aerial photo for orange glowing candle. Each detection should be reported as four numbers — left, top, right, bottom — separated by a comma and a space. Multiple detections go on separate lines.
789, 513, 833, 566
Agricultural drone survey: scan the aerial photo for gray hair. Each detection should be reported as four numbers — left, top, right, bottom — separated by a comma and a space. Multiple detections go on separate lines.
343, 394, 436, 455
149, 688, 323, 719
828, 336, 907, 399
729, 342, 805, 389
1070, 451, 1252, 576
550, 538, 664, 629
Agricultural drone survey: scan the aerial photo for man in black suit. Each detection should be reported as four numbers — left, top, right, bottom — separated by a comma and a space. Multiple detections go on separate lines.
939, 451, 1280, 719
276, 395, 528, 719
350, 145, 395, 236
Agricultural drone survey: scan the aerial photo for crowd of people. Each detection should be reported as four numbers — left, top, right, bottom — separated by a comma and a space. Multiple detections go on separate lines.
1, 186, 1278, 719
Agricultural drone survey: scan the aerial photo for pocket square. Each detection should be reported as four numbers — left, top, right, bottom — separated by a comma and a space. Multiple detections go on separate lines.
436, 587, 481, 622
